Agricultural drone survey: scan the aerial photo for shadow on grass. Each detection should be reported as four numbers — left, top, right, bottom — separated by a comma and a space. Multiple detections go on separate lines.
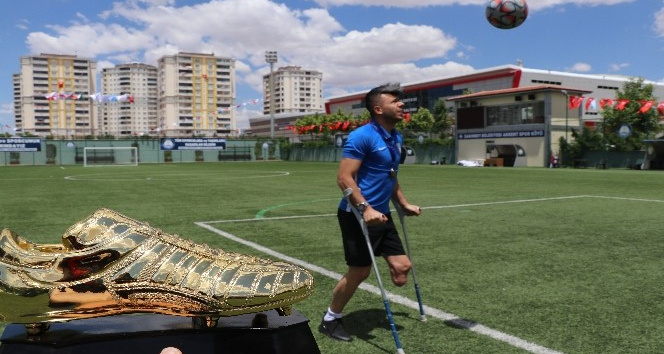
343, 308, 408, 353
443, 316, 479, 330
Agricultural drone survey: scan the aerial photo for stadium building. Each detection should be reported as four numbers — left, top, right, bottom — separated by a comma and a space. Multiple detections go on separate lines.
325, 64, 664, 167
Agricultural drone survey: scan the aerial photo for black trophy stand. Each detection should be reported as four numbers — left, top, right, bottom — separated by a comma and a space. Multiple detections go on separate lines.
0, 310, 320, 354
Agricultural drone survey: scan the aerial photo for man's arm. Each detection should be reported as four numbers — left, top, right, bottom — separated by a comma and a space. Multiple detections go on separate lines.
392, 182, 422, 217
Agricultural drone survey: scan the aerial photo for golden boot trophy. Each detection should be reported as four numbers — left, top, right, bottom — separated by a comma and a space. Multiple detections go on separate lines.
0, 208, 314, 327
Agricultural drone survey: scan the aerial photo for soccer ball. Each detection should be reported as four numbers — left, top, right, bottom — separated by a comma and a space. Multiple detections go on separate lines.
485, 0, 528, 29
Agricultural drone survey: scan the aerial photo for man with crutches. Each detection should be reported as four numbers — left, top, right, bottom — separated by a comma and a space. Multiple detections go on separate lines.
319, 83, 422, 350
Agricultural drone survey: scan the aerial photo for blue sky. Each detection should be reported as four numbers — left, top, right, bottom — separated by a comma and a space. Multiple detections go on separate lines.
1, 0, 663, 131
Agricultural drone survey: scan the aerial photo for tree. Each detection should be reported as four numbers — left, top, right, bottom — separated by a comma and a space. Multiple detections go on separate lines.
432, 98, 453, 138
561, 126, 604, 165
599, 78, 662, 151
399, 107, 434, 138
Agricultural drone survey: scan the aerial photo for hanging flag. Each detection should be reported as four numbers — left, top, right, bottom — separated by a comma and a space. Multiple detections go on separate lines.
599, 98, 614, 109
569, 96, 583, 109
584, 98, 596, 111
638, 100, 654, 114
615, 99, 629, 110
657, 102, 664, 115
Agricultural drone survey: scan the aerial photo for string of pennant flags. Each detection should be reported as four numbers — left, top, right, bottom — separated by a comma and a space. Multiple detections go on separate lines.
568, 95, 664, 115
41, 92, 263, 114
44, 92, 135, 102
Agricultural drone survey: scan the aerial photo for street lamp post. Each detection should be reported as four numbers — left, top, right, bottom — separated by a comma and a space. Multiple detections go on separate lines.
264, 51, 278, 139
561, 90, 569, 142
561, 90, 569, 167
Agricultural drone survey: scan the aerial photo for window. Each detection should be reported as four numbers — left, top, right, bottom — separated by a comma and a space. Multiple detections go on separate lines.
485, 101, 545, 126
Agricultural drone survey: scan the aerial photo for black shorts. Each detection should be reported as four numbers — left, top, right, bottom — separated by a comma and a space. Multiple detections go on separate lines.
337, 209, 405, 267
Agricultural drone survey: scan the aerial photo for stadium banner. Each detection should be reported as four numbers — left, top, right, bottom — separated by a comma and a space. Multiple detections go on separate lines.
457, 130, 545, 140
0, 138, 42, 152
160, 138, 226, 151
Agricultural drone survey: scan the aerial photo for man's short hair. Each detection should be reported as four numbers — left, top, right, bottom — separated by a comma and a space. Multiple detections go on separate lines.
364, 83, 403, 116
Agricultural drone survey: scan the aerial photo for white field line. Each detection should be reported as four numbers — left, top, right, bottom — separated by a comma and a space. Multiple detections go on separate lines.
198, 195, 586, 224
196, 221, 563, 354
198, 194, 664, 225
194, 195, 664, 354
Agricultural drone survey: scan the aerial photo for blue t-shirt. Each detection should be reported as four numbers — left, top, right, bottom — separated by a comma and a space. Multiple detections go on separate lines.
339, 121, 402, 214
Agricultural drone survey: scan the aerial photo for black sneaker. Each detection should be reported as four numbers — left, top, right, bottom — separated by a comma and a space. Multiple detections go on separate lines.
318, 317, 352, 341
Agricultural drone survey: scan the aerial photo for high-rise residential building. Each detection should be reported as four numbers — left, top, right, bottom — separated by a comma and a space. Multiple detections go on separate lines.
100, 63, 158, 138
263, 66, 324, 115
157, 52, 236, 137
14, 53, 97, 138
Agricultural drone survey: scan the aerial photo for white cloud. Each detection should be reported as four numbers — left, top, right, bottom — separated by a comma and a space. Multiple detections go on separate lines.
234, 108, 263, 130
96, 60, 116, 72
27, 23, 154, 58
609, 63, 630, 72
323, 23, 455, 66
567, 62, 592, 72
0, 102, 12, 115
16, 19, 29, 31
310, 0, 636, 10
0, 103, 14, 129
23, 0, 464, 99
655, 6, 664, 37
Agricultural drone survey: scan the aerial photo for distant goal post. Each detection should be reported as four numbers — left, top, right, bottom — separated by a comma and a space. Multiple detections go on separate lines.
83, 147, 138, 167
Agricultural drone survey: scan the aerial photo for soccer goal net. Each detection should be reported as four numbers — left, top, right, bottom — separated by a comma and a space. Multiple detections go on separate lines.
83, 147, 138, 167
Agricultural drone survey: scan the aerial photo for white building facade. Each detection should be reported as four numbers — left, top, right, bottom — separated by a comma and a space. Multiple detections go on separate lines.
263, 66, 324, 115
158, 52, 236, 137
14, 53, 97, 138
100, 63, 158, 138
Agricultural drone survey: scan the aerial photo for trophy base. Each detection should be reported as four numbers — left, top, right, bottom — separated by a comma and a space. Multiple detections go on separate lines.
0, 310, 320, 354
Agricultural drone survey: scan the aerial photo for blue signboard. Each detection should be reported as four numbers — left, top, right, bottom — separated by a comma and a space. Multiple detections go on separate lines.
0, 138, 42, 152
457, 130, 545, 140
160, 138, 226, 151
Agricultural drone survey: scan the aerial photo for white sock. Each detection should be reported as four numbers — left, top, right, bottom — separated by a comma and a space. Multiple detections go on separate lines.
324, 308, 342, 322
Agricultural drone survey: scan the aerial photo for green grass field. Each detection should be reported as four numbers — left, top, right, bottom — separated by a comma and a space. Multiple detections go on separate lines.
1, 162, 663, 353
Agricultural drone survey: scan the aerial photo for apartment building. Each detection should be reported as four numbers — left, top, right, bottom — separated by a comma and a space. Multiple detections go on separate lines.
263, 66, 323, 115
13, 53, 97, 138
158, 52, 236, 137
100, 63, 158, 138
